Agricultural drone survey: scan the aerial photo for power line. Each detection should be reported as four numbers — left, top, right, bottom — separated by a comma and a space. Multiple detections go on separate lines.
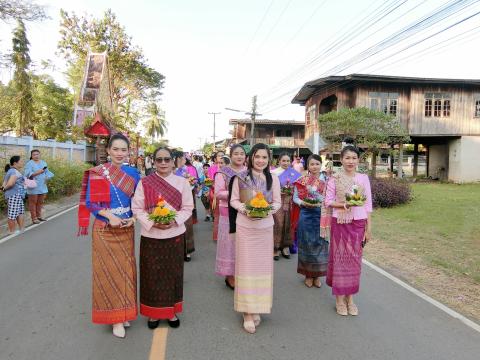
244, 0, 275, 55
256, 0, 294, 53
258, 0, 480, 109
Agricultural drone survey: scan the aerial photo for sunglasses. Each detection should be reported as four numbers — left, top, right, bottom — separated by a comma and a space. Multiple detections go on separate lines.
155, 157, 171, 163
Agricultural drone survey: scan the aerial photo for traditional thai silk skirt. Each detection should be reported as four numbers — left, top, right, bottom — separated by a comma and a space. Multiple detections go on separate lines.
212, 204, 220, 241
215, 206, 235, 276
273, 194, 293, 250
297, 207, 329, 278
91, 221, 137, 324
184, 216, 195, 254
140, 235, 184, 319
326, 219, 366, 295
234, 224, 273, 314
191, 190, 198, 224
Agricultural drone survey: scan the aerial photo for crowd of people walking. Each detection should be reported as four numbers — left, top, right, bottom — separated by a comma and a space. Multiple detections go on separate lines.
77, 134, 372, 338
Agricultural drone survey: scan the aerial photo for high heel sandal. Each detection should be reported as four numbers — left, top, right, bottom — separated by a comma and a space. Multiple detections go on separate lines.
313, 278, 322, 288
225, 278, 235, 290
304, 278, 313, 288
336, 302, 348, 316
347, 302, 359, 316
243, 315, 256, 334
252, 314, 261, 327
112, 323, 126, 338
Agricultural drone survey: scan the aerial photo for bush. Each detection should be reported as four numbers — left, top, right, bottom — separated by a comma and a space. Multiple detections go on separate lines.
42, 157, 91, 200
0, 157, 90, 213
371, 178, 412, 208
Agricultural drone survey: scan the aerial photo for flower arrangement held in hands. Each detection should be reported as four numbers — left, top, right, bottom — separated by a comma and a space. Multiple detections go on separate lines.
204, 177, 214, 187
246, 192, 273, 218
303, 185, 322, 205
281, 179, 293, 195
149, 196, 176, 224
345, 184, 367, 207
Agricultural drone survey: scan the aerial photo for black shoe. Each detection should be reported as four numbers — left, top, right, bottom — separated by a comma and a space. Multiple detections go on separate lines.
273, 255, 280, 261
167, 316, 180, 328
281, 248, 291, 259
204, 216, 210, 222
184, 254, 192, 262
147, 319, 160, 329
38, 217, 47, 222
225, 278, 235, 290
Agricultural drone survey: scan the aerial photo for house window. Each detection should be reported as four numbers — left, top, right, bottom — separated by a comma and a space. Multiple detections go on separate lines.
443, 100, 450, 117
475, 100, 480, 117
368, 92, 398, 116
425, 99, 432, 116
424, 93, 451, 117
275, 129, 283, 137
285, 129, 292, 137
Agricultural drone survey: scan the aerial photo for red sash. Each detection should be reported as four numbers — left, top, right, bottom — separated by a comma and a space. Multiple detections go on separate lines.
142, 173, 182, 212
77, 164, 136, 236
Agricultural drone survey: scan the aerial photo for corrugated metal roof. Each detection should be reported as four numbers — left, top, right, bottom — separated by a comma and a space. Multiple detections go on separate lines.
291, 73, 480, 105
229, 118, 305, 125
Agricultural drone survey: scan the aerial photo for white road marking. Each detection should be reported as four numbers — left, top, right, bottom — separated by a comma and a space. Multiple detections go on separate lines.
363, 259, 480, 333
0, 205, 79, 245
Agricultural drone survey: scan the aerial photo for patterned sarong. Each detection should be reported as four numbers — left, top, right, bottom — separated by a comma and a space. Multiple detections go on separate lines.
92, 221, 137, 324
273, 193, 293, 250
297, 207, 329, 277
326, 219, 366, 295
140, 235, 184, 319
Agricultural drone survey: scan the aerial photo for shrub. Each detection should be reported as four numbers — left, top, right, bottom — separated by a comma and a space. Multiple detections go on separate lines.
41, 157, 91, 200
0, 157, 90, 213
370, 178, 412, 208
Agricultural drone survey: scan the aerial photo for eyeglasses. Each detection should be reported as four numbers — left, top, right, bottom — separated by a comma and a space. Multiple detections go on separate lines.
155, 157, 171, 163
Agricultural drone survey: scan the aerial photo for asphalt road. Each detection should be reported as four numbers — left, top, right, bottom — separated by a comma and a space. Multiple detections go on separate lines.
0, 201, 479, 360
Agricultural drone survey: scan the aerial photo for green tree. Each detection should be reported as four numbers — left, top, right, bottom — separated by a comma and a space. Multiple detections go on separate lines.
144, 102, 167, 142
0, 82, 16, 133
113, 97, 140, 131
31, 74, 73, 140
0, 0, 47, 22
11, 19, 33, 136
58, 9, 165, 116
318, 107, 410, 178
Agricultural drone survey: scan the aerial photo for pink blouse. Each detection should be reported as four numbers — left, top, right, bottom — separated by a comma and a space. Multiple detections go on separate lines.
132, 173, 194, 239
325, 173, 373, 220
230, 175, 281, 229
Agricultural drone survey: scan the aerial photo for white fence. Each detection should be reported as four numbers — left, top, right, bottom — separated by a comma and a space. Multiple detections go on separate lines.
0, 136, 95, 163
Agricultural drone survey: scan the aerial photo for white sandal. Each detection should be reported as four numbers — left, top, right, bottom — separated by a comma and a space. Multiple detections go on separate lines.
112, 323, 126, 338
243, 315, 256, 334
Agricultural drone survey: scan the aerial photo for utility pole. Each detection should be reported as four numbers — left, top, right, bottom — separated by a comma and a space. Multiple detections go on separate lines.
246, 95, 262, 146
208, 112, 221, 150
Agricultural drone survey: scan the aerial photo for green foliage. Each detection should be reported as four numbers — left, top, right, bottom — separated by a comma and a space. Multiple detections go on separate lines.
31, 74, 74, 140
0, 0, 47, 22
202, 143, 214, 159
0, 157, 89, 212
39, 157, 90, 200
144, 102, 167, 141
11, 19, 33, 136
58, 9, 165, 114
0, 82, 16, 133
318, 107, 410, 147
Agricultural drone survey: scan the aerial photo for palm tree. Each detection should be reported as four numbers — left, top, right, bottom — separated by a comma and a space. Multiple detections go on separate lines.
145, 102, 167, 142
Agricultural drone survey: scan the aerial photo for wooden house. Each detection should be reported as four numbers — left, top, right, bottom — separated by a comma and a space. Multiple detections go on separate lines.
229, 118, 310, 157
292, 74, 480, 182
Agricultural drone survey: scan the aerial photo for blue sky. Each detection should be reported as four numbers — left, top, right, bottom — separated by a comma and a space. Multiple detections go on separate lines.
1, 0, 479, 150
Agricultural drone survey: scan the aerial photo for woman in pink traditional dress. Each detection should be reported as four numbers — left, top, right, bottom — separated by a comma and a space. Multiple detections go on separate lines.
215, 144, 246, 290
132, 147, 194, 329
229, 143, 281, 334
325, 145, 372, 316
209, 150, 225, 241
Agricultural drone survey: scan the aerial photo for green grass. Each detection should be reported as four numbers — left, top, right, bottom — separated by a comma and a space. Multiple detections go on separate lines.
372, 183, 480, 283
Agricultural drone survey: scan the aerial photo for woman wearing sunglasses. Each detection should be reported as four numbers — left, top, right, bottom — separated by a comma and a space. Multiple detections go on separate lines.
132, 147, 194, 330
